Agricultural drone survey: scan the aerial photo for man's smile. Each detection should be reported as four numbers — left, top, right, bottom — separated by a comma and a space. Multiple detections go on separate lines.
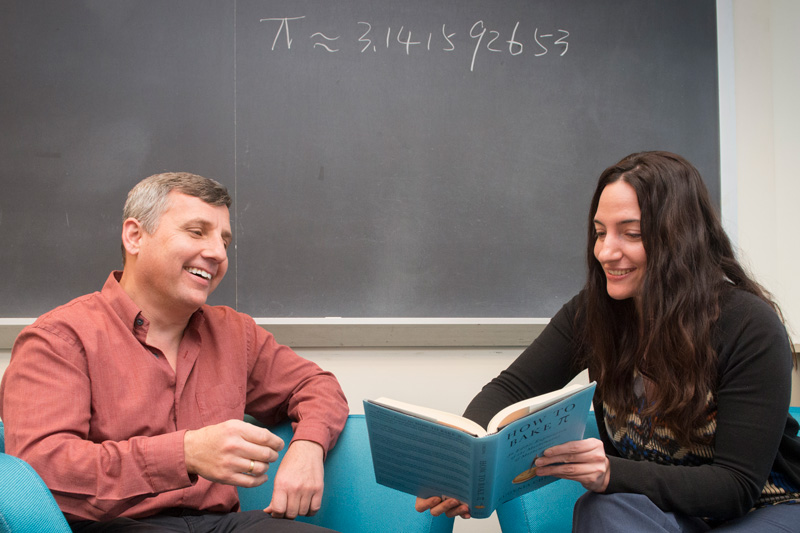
185, 266, 212, 280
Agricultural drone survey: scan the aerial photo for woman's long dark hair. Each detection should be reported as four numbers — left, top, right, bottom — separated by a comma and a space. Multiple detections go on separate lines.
580, 151, 782, 447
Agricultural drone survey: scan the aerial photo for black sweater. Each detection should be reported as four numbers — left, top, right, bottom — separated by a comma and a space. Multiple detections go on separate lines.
463, 288, 800, 520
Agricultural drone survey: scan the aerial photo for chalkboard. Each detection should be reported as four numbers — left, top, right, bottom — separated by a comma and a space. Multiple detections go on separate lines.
0, 0, 720, 318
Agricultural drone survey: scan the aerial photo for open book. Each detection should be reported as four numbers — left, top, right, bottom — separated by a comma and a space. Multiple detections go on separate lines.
364, 381, 596, 519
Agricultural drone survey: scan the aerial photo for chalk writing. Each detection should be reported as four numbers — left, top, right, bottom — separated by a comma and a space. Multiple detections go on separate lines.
311, 32, 340, 52
260, 16, 305, 49
259, 16, 569, 72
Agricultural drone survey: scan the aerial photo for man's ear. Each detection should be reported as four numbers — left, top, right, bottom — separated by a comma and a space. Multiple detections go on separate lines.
121, 218, 145, 258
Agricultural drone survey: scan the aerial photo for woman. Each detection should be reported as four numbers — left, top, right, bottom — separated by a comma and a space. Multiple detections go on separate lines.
417, 152, 800, 530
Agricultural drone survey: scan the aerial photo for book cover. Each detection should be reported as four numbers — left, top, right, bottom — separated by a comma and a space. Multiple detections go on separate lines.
363, 381, 596, 518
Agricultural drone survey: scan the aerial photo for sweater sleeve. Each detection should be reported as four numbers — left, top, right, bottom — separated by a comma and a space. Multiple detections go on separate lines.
462, 294, 586, 428
604, 290, 794, 520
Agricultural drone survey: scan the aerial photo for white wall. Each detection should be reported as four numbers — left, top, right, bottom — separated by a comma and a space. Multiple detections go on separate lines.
733, 0, 800, 340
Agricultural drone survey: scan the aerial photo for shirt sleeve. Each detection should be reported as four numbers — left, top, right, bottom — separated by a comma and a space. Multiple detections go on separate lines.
242, 320, 349, 456
0, 325, 194, 520
462, 294, 586, 428
604, 292, 794, 520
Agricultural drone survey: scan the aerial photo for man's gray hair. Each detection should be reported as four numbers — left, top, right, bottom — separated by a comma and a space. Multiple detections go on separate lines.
121, 172, 231, 263
123, 172, 231, 234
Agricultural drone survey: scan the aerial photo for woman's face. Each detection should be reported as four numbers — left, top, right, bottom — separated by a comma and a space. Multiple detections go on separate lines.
593, 181, 647, 301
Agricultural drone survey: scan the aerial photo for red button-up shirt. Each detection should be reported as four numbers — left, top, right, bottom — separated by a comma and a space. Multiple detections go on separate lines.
0, 272, 348, 522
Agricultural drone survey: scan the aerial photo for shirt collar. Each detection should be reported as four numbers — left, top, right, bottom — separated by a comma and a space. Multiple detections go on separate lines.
102, 271, 205, 335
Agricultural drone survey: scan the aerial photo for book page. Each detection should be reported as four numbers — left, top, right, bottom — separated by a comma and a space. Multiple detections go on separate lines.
487, 382, 595, 434
369, 397, 487, 437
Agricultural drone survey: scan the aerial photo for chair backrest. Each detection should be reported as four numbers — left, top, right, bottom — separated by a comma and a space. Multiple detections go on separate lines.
0, 421, 72, 533
238, 414, 454, 533
495, 411, 600, 533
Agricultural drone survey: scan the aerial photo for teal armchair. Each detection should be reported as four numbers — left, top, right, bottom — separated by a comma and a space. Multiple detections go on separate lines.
238, 414, 455, 533
0, 420, 72, 533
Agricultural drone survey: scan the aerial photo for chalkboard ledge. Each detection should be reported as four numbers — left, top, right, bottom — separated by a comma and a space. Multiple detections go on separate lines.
4, 318, 798, 352
0, 319, 35, 351
0, 318, 546, 350
255, 318, 547, 348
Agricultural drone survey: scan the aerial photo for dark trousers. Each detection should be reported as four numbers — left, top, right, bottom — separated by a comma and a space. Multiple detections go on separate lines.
573, 492, 800, 532
70, 509, 338, 533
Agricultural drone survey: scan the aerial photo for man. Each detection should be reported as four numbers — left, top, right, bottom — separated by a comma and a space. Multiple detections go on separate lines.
0, 172, 349, 532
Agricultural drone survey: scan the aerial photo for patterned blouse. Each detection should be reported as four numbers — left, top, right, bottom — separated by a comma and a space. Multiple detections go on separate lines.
603, 371, 800, 511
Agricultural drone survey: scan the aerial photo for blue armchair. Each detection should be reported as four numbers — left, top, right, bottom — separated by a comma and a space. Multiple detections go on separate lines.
0, 421, 72, 533
238, 414, 454, 533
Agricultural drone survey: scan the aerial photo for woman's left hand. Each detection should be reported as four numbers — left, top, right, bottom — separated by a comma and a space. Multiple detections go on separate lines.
415, 496, 471, 519
534, 438, 610, 492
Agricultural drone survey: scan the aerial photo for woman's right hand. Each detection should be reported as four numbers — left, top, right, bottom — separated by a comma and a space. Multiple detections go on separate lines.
415, 496, 471, 519
534, 437, 610, 492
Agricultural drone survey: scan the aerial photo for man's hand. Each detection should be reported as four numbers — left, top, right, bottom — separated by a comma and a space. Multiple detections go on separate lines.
534, 437, 610, 492
265, 440, 325, 519
183, 419, 284, 488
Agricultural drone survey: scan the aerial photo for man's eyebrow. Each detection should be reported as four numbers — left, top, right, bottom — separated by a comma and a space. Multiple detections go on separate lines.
184, 218, 233, 240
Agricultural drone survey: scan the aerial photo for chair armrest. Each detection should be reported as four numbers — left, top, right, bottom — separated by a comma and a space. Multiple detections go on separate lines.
0, 453, 72, 533
238, 414, 454, 533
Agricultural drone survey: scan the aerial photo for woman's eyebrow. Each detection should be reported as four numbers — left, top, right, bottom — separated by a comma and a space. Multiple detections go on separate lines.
593, 218, 640, 226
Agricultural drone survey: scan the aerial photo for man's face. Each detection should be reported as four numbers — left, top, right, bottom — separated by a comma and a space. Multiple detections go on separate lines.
134, 192, 232, 314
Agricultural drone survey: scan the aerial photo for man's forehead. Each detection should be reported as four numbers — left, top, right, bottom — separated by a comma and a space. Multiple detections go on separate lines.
166, 191, 229, 212
165, 192, 231, 225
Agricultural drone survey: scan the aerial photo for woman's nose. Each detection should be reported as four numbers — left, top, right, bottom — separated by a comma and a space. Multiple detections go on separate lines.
595, 236, 622, 262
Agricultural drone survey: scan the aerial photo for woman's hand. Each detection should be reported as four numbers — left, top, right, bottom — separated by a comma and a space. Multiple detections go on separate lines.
415, 496, 471, 519
534, 438, 610, 492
